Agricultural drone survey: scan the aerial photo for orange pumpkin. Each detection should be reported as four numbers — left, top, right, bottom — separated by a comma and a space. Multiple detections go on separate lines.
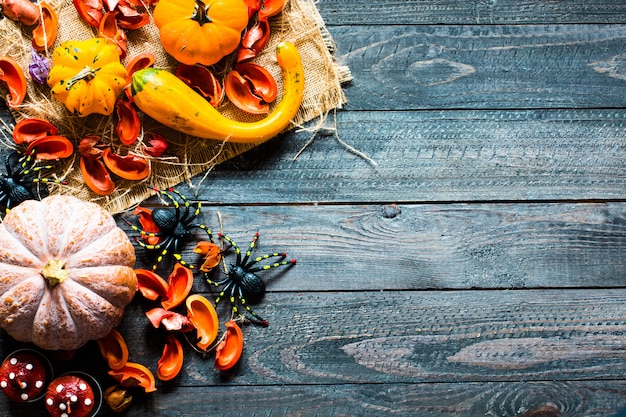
153, 0, 248, 66
0, 195, 137, 351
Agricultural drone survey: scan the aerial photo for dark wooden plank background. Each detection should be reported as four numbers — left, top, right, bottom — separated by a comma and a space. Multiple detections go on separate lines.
1, 1, 626, 416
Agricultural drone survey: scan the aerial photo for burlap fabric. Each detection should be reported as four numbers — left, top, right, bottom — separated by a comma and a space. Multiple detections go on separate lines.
0, 0, 350, 214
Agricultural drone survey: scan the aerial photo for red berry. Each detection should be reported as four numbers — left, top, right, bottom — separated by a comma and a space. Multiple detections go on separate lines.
0, 350, 48, 402
45, 374, 96, 417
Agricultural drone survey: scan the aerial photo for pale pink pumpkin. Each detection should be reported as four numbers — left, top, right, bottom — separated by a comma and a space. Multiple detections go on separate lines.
0, 195, 137, 351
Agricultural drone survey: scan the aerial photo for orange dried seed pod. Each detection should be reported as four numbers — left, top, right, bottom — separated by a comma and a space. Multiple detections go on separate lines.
97, 328, 129, 371
186, 294, 219, 351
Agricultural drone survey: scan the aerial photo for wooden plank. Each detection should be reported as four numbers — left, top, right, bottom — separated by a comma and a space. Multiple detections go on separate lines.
317, 0, 626, 25
190, 109, 626, 203
2, 289, 623, 389
2, 381, 625, 416
330, 24, 626, 110
3, 109, 626, 204
121, 202, 626, 291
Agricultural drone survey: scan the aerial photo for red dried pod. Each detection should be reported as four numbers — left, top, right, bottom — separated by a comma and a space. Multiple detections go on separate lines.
126, 52, 155, 82
214, 320, 244, 371
161, 263, 194, 310
143, 132, 168, 157
157, 334, 184, 381
186, 294, 219, 351
0, 56, 27, 108
145, 308, 193, 332
25, 135, 74, 160
135, 268, 168, 299
114, 0, 149, 30
242, 0, 261, 17
224, 62, 278, 114
32, 2, 58, 51
193, 241, 221, 272
98, 11, 127, 59
12, 117, 58, 144
102, 148, 150, 180
237, 18, 270, 63
258, 0, 287, 19
108, 362, 156, 393
72, 0, 104, 27
80, 155, 115, 195
97, 328, 129, 371
132, 208, 161, 246
78, 134, 106, 158
114, 99, 140, 144
175, 64, 223, 107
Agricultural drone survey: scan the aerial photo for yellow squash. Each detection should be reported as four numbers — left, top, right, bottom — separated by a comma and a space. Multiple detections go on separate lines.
47, 38, 128, 117
130, 41, 304, 144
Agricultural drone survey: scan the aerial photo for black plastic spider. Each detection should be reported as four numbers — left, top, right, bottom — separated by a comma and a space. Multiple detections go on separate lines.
125, 187, 215, 271
0, 151, 64, 213
205, 232, 296, 327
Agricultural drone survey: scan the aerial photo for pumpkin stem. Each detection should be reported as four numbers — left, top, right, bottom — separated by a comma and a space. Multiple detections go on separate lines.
192, 0, 212, 25
64, 66, 99, 91
41, 259, 70, 287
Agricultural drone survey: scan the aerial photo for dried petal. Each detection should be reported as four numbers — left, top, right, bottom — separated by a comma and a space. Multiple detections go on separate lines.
161, 263, 194, 310
80, 155, 116, 195
28, 48, 52, 85
114, 99, 140, 144
237, 18, 270, 63
32, 2, 58, 51
25, 135, 74, 160
143, 132, 168, 157
214, 320, 244, 371
186, 294, 219, 351
175, 64, 223, 107
108, 362, 157, 393
102, 148, 150, 180
12, 117, 57, 144
0, 56, 27, 108
135, 268, 168, 299
97, 328, 129, 371
157, 334, 184, 381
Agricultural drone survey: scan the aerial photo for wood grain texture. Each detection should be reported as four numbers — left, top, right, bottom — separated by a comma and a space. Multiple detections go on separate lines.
190, 109, 626, 203
121, 202, 626, 291
317, 0, 626, 25
331, 24, 626, 110
1, 381, 625, 416
2, 289, 626, 414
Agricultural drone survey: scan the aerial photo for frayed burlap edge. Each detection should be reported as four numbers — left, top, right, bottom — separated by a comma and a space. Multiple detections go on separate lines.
0, 0, 351, 214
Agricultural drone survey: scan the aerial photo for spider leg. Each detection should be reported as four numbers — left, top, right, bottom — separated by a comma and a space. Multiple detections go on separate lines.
187, 224, 215, 242
246, 253, 297, 273
152, 187, 184, 226
169, 237, 196, 270
168, 187, 200, 225
235, 285, 269, 327
205, 274, 230, 287
214, 280, 235, 307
